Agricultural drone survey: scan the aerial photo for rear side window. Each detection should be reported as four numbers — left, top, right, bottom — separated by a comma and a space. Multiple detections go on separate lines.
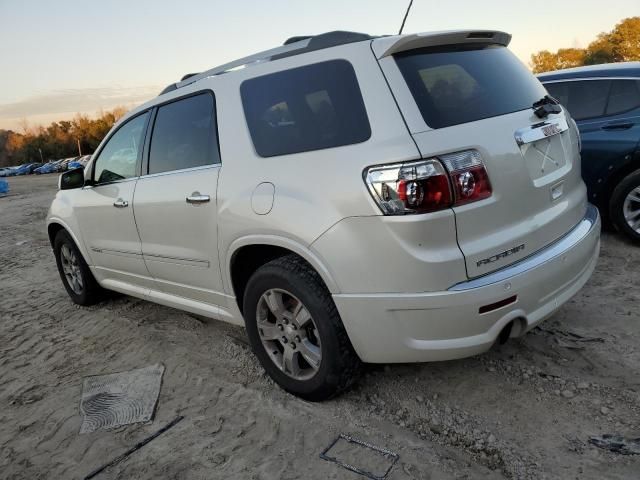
544, 80, 611, 120
395, 45, 547, 129
606, 80, 640, 116
93, 111, 149, 184
241, 60, 371, 157
148, 92, 218, 175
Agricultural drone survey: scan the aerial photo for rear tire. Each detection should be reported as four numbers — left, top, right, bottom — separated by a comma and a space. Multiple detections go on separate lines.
54, 230, 104, 305
609, 169, 640, 244
243, 255, 361, 401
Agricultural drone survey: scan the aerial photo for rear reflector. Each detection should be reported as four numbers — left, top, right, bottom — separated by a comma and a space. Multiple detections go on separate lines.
479, 295, 517, 314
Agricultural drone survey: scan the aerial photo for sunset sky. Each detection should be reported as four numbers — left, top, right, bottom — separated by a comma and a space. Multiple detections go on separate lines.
0, 0, 638, 130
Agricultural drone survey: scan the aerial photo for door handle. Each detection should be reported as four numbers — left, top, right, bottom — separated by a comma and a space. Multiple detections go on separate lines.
602, 122, 633, 130
186, 192, 211, 204
113, 199, 129, 208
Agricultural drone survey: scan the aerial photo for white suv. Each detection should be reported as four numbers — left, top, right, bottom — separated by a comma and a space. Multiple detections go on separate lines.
47, 30, 601, 400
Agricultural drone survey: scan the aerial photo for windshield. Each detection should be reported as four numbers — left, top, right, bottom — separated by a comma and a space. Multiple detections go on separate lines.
395, 44, 547, 129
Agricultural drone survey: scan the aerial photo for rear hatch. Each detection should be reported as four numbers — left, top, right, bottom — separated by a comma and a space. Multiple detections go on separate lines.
375, 34, 586, 278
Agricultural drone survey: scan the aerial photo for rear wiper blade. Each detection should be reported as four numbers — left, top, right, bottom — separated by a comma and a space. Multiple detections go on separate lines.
533, 95, 562, 118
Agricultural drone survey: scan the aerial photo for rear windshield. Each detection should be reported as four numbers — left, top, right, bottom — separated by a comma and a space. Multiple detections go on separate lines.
395, 45, 547, 129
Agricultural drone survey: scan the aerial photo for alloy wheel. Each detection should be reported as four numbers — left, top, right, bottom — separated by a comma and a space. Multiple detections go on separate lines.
623, 186, 640, 234
256, 288, 322, 380
60, 244, 83, 294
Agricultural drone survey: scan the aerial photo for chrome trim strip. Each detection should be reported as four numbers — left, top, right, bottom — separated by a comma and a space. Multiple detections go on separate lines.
142, 252, 210, 268
541, 77, 640, 84
91, 247, 142, 258
139, 163, 221, 180
449, 204, 599, 291
515, 116, 569, 146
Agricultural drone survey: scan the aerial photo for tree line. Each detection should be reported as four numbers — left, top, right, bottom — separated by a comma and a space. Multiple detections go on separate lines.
0, 107, 127, 168
531, 17, 640, 73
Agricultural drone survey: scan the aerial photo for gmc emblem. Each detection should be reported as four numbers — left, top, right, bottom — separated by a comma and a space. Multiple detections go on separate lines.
542, 123, 562, 137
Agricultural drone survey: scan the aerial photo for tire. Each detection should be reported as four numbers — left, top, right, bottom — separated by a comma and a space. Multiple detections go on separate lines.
609, 169, 640, 244
54, 230, 104, 305
243, 254, 361, 401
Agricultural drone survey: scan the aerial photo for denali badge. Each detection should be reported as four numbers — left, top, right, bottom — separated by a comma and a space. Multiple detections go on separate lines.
477, 244, 525, 267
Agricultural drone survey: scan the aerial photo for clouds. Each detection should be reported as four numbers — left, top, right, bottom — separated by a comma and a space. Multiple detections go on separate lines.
0, 86, 162, 130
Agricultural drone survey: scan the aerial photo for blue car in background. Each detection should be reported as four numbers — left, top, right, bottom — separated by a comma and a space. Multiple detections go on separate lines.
15, 163, 42, 175
1, 166, 20, 176
34, 162, 62, 175
539, 62, 640, 243
14, 163, 30, 175
66, 161, 83, 170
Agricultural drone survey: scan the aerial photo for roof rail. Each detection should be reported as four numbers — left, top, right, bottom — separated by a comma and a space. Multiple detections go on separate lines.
158, 31, 374, 96
284, 35, 313, 45
158, 38, 312, 95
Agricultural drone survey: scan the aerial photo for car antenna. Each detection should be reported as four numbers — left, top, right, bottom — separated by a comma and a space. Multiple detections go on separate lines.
398, 0, 414, 35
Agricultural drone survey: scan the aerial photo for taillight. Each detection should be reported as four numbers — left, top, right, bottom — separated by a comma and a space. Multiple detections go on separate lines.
364, 150, 492, 215
365, 159, 452, 214
439, 150, 492, 206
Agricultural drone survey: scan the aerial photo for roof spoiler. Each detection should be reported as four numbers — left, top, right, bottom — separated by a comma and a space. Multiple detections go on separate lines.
372, 30, 511, 58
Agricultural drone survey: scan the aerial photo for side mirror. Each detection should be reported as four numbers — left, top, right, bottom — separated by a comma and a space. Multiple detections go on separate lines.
59, 168, 85, 190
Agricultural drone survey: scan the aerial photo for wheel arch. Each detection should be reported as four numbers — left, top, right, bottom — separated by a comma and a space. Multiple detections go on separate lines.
598, 153, 640, 210
226, 236, 340, 314
47, 219, 92, 265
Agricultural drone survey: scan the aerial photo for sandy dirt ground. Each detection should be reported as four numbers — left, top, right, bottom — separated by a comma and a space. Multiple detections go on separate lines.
1, 174, 639, 480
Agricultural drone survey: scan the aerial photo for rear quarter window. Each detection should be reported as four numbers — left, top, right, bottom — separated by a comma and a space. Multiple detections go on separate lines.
240, 60, 371, 157
395, 45, 547, 129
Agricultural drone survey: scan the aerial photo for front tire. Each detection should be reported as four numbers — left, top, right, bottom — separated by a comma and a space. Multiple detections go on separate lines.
610, 169, 640, 244
54, 230, 104, 305
243, 255, 361, 401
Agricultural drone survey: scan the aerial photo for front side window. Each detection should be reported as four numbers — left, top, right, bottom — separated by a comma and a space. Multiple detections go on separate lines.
241, 60, 371, 157
93, 111, 149, 184
544, 80, 611, 120
395, 45, 548, 129
148, 92, 218, 175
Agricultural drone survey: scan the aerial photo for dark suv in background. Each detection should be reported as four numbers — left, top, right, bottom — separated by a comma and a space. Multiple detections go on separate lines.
539, 62, 640, 243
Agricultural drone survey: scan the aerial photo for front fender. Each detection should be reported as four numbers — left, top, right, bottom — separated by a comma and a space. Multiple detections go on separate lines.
47, 191, 92, 265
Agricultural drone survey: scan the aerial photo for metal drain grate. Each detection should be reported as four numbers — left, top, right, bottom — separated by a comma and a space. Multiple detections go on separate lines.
320, 434, 399, 480
79, 364, 165, 434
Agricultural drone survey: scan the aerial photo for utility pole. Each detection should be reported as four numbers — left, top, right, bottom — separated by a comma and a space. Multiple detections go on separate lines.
38, 148, 44, 162
77, 138, 82, 157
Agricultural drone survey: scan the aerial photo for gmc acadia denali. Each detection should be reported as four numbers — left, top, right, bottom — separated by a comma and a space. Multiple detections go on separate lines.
47, 30, 601, 400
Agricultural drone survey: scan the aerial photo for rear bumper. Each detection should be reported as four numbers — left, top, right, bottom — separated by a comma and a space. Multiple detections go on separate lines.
333, 204, 601, 363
